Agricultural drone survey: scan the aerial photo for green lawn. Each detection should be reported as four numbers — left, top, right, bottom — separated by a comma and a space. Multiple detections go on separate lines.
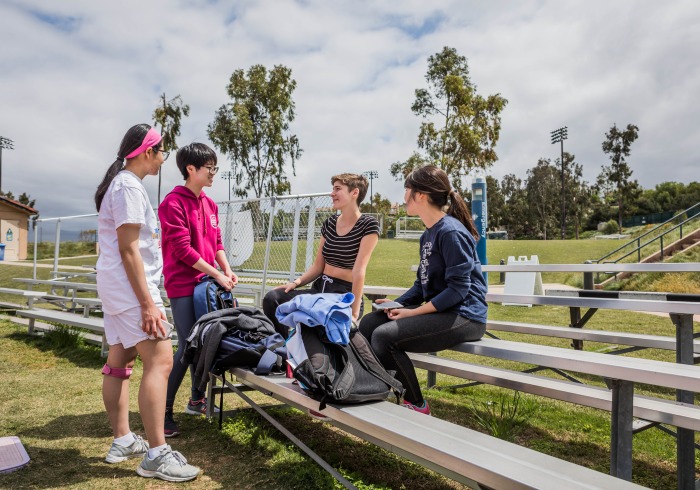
1, 238, 697, 488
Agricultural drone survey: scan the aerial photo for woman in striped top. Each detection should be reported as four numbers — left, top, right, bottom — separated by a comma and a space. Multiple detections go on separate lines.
262, 173, 380, 337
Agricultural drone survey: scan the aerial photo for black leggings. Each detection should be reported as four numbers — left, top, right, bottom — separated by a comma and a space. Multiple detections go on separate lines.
359, 308, 485, 404
262, 275, 362, 338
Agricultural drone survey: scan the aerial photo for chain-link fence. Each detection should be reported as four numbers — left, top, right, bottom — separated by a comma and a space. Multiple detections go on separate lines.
395, 216, 425, 239
218, 193, 334, 288
30, 193, 337, 292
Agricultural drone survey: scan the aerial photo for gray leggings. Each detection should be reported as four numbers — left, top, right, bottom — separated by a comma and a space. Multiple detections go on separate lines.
166, 296, 205, 408
359, 308, 485, 404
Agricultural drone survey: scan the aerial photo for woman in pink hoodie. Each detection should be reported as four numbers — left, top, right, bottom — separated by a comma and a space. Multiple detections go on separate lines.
158, 142, 237, 437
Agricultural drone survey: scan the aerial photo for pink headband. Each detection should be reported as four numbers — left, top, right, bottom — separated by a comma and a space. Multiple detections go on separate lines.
125, 128, 162, 159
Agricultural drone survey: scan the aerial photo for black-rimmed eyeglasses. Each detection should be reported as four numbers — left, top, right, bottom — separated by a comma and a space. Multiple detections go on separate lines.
202, 165, 219, 175
154, 148, 170, 161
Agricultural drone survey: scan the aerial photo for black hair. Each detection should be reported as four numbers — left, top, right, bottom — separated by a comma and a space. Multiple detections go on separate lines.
405, 165, 479, 240
94, 123, 151, 211
176, 142, 218, 180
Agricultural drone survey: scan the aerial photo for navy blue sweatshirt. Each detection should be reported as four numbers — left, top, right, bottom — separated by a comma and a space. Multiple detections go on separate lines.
396, 215, 488, 324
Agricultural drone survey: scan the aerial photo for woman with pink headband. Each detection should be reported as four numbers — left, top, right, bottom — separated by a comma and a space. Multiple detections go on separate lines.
95, 123, 200, 482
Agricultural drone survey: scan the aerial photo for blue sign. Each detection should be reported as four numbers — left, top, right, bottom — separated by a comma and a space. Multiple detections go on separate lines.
471, 177, 487, 281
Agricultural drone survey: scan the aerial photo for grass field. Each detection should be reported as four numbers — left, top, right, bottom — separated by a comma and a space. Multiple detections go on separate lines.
0, 238, 698, 488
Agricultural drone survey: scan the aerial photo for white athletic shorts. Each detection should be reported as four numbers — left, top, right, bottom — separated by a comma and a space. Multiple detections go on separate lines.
104, 305, 166, 349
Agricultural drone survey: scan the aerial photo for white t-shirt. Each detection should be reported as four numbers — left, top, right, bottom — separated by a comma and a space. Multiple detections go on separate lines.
96, 171, 163, 315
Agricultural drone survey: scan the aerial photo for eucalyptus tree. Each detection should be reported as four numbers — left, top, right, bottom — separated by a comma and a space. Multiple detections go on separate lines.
598, 123, 639, 230
526, 159, 561, 240
208, 64, 301, 198
152, 93, 190, 203
390, 46, 508, 192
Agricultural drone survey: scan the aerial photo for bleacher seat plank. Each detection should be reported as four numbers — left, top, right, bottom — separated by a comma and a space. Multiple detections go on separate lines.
230, 368, 645, 490
487, 320, 700, 353
409, 353, 700, 431
451, 338, 700, 392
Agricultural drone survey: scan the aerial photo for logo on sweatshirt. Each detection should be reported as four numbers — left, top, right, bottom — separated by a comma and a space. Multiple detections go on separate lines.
420, 241, 432, 284
210, 214, 217, 228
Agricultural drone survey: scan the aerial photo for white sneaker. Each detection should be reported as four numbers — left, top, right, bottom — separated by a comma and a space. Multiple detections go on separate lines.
105, 434, 149, 463
136, 446, 200, 482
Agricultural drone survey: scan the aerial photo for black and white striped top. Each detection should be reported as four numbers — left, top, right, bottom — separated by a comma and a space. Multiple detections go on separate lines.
321, 214, 380, 269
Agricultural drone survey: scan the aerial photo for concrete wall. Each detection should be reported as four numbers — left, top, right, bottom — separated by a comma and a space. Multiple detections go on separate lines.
0, 203, 31, 261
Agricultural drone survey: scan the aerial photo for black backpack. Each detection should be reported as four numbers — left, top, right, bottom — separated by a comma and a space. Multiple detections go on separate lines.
292, 325, 405, 410
193, 275, 239, 321
212, 330, 287, 376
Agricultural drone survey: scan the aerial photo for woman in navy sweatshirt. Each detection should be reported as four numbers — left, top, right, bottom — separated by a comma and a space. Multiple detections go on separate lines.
359, 166, 487, 415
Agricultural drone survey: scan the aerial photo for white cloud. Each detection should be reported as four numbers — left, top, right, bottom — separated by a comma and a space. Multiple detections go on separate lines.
0, 0, 698, 232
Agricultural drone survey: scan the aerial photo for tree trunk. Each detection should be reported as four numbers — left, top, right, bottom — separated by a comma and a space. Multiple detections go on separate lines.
617, 192, 623, 233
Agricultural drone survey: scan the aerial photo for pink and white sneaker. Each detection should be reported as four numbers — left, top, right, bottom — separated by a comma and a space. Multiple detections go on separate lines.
402, 399, 431, 416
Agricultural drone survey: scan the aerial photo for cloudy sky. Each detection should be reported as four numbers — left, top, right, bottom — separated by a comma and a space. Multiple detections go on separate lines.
0, 0, 698, 222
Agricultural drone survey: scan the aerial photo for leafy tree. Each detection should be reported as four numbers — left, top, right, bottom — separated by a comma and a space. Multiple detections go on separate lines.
526, 159, 560, 240
18, 192, 36, 208
0, 190, 36, 207
360, 193, 392, 215
485, 175, 506, 231
390, 47, 508, 191
499, 174, 530, 238
152, 93, 190, 203
564, 157, 592, 239
599, 123, 639, 231
208, 64, 301, 198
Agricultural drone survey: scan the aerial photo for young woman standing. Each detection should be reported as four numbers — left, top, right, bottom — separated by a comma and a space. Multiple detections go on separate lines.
159, 142, 237, 437
262, 173, 379, 337
359, 166, 487, 415
95, 124, 199, 482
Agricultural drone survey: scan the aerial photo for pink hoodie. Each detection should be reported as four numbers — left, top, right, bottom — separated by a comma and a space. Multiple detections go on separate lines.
158, 186, 224, 298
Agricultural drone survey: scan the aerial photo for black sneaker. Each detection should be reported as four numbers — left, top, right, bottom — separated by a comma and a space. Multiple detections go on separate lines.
164, 410, 180, 438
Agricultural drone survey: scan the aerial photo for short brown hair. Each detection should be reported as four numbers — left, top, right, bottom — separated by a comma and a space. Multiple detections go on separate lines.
331, 173, 369, 204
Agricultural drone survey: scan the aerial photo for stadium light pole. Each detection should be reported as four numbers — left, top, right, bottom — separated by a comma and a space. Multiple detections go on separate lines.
550, 126, 568, 240
220, 171, 233, 201
362, 170, 378, 214
0, 136, 15, 194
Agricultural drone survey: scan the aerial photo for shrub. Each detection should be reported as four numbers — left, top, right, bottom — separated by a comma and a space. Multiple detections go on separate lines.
603, 219, 619, 234
467, 391, 536, 442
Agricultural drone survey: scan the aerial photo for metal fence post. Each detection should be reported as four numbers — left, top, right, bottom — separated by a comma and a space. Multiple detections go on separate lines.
583, 260, 594, 290
53, 219, 61, 275
261, 197, 277, 294
305, 198, 317, 270
499, 259, 505, 284
32, 217, 39, 280
289, 199, 302, 280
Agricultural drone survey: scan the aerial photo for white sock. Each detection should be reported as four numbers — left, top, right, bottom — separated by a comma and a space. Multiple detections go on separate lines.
147, 443, 168, 460
113, 432, 136, 447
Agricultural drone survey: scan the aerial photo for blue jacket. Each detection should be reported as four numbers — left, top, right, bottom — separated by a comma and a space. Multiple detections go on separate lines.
276, 293, 354, 345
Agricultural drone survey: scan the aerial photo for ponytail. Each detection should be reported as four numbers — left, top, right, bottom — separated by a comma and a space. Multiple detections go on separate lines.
447, 190, 479, 240
95, 159, 124, 211
405, 165, 479, 240
94, 123, 152, 211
